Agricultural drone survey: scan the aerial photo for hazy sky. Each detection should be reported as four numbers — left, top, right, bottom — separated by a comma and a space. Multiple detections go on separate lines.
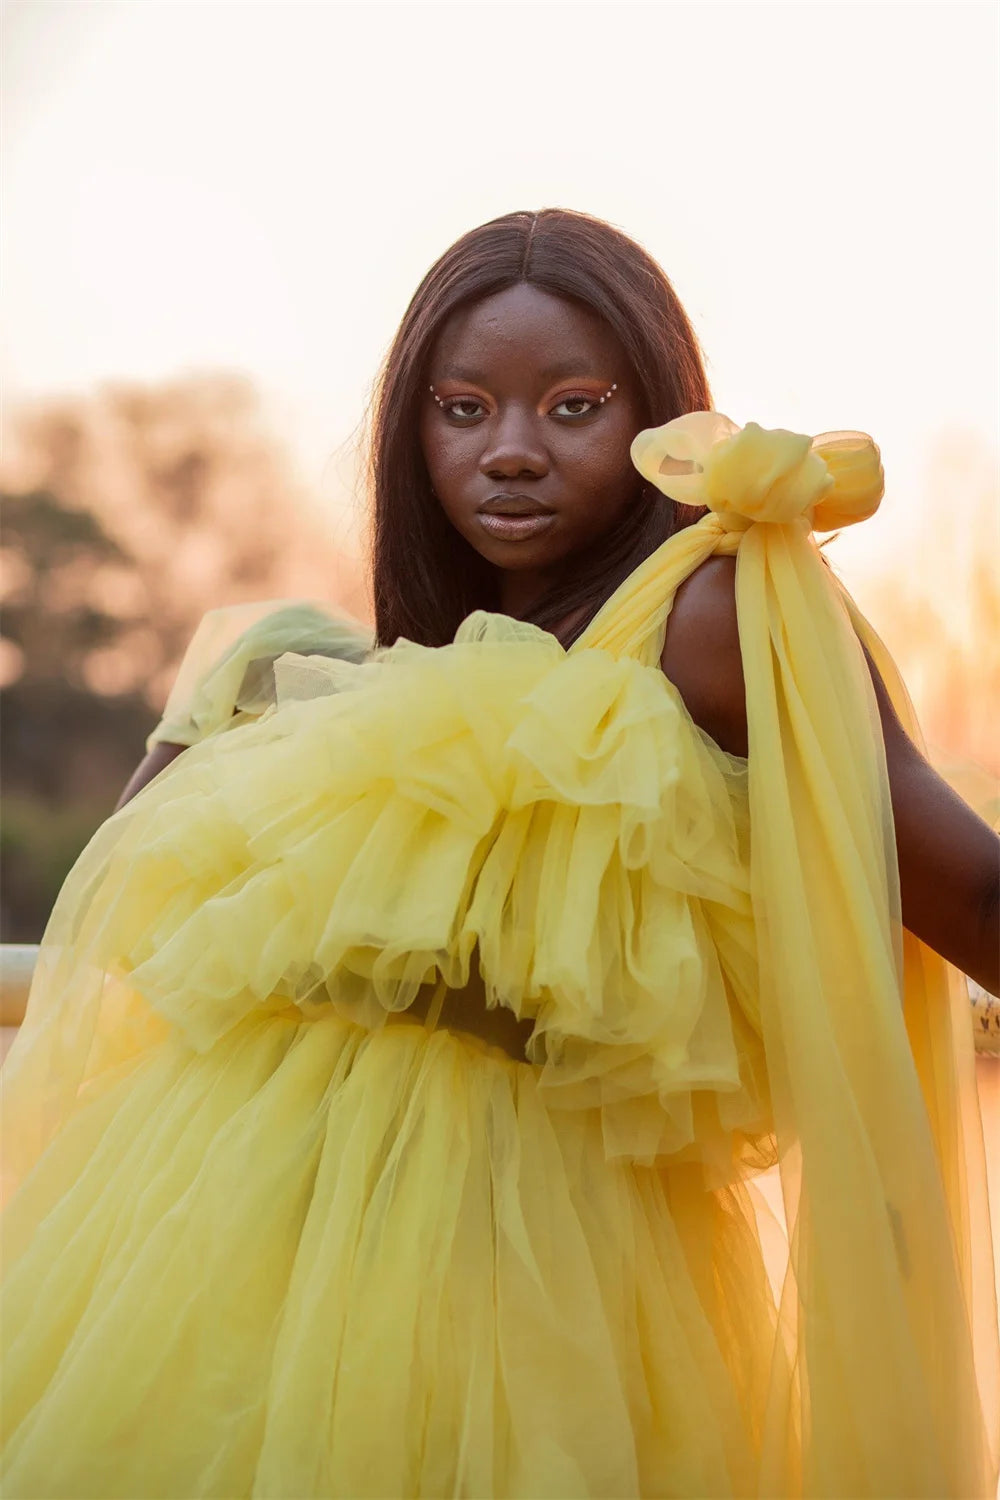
3, 0, 998, 585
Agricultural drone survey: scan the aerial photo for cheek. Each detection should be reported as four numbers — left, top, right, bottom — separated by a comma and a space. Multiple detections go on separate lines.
420, 425, 472, 495
564, 427, 638, 505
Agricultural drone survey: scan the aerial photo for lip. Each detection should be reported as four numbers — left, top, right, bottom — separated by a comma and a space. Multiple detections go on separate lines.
476, 512, 556, 541
479, 491, 554, 518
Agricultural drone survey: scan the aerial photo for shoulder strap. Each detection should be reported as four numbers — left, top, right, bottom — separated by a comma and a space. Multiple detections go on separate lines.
571, 511, 733, 666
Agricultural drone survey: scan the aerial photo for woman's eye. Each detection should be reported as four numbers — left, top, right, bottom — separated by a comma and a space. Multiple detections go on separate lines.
552, 395, 596, 418
442, 399, 486, 420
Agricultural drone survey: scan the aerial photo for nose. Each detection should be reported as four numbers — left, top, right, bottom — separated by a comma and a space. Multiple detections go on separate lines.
478, 404, 550, 482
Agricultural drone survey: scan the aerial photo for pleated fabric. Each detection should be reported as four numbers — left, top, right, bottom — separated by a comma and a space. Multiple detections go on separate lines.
1, 415, 996, 1498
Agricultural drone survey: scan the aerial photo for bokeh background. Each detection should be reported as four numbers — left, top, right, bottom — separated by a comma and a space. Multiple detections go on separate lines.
2, 0, 998, 943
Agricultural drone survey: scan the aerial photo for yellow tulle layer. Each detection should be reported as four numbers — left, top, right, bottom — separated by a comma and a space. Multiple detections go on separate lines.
2, 1010, 783, 1498
2, 493, 997, 1497
91, 613, 770, 1176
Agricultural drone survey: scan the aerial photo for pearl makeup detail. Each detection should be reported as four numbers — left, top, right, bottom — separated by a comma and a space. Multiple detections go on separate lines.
429, 383, 618, 408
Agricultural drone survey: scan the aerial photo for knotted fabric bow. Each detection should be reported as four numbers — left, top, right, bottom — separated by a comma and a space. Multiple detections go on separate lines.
630, 410, 884, 533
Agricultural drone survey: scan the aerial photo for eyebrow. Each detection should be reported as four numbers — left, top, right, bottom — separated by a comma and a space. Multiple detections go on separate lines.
438, 359, 606, 383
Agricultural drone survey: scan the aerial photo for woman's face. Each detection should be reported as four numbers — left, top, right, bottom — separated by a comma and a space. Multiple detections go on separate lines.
419, 284, 646, 617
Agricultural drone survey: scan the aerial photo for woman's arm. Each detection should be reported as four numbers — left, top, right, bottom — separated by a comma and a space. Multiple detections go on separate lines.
864, 654, 999, 995
113, 741, 187, 813
662, 557, 1000, 995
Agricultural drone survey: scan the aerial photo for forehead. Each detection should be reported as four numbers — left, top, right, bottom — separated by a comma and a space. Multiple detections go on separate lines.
429, 283, 624, 377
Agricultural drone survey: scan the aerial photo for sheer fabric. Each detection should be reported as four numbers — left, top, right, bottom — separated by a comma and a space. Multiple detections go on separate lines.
146, 599, 374, 751
2, 415, 996, 1498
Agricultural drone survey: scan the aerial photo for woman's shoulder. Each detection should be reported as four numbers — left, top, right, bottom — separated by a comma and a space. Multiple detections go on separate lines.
660, 556, 747, 758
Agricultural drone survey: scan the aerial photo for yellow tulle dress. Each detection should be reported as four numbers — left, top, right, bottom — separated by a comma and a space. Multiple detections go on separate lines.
2, 414, 998, 1500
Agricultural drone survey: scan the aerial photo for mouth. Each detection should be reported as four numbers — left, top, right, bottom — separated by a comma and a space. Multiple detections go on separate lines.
474, 491, 557, 541
478, 492, 555, 518
476, 511, 556, 541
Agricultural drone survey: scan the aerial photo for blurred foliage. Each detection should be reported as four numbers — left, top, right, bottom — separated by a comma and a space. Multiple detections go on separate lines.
0, 372, 362, 942
1, 486, 157, 937
4, 488, 134, 686
0, 792, 132, 945
848, 428, 1000, 795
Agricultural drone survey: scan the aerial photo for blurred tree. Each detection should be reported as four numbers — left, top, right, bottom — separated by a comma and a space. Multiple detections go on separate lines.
3, 371, 365, 705
0, 371, 366, 940
1, 487, 156, 939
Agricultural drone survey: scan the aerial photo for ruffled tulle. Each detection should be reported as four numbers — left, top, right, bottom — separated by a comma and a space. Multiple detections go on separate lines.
145, 599, 374, 751
84, 614, 769, 1178
2, 415, 997, 1498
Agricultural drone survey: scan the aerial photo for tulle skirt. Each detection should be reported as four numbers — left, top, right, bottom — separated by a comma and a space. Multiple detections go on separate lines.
1, 1005, 784, 1499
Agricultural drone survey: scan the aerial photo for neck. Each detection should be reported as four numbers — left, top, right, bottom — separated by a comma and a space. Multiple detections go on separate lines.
496, 566, 560, 621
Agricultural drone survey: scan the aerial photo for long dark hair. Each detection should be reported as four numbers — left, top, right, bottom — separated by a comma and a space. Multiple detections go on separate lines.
365, 208, 712, 650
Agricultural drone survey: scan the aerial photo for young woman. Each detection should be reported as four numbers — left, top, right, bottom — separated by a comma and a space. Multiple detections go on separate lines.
2, 209, 998, 1499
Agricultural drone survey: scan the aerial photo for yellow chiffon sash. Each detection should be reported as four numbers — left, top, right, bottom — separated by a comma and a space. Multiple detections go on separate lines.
573, 412, 998, 1495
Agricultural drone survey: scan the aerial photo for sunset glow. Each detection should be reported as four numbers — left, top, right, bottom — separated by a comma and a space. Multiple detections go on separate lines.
3, 4, 999, 1465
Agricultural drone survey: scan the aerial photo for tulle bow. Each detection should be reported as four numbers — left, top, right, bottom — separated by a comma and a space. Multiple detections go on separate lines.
630, 411, 884, 533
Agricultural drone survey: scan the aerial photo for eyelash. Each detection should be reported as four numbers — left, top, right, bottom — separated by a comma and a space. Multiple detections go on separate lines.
439, 395, 599, 422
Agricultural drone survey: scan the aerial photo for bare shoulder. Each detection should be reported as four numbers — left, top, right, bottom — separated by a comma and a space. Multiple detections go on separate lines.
659, 556, 748, 757
665, 556, 740, 652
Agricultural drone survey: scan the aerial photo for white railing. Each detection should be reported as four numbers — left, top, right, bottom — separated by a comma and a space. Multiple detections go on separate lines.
0, 945, 37, 1028
969, 979, 1000, 1056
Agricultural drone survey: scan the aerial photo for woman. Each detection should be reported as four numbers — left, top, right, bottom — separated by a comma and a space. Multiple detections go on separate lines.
2, 208, 997, 1499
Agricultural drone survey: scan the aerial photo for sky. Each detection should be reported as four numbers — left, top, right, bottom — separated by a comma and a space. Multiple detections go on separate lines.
3, 0, 998, 593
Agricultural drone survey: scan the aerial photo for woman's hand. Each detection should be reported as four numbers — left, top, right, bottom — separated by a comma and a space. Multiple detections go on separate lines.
661, 556, 1000, 996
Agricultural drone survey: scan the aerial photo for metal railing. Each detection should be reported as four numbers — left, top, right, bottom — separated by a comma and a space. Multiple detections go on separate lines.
1, 943, 997, 1055
1, 946, 36, 1029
